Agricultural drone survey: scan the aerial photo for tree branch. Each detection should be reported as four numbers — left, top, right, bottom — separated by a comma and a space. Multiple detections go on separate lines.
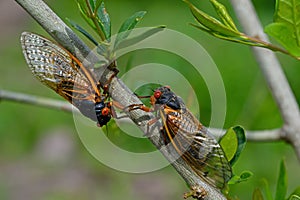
209, 128, 282, 142
15, 0, 226, 199
0, 89, 74, 112
229, 0, 300, 161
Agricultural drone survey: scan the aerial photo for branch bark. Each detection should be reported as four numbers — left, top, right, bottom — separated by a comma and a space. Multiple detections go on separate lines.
229, 0, 300, 160
209, 128, 282, 142
0, 90, 73, 112
15, 0, 226, 199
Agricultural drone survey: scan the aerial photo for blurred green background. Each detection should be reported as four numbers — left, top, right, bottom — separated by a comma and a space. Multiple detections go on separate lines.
1, 0, 300, 199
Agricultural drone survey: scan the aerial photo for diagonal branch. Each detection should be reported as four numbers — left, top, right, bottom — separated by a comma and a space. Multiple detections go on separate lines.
15, 0, 226, 199
229, 0, 300, 161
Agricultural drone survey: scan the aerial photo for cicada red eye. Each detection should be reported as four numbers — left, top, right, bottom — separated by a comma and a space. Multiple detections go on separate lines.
154, 90, 162, 99
101, 107, 110, 116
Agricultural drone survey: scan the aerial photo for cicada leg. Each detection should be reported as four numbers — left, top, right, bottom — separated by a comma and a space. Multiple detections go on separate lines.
110, 101, 130, 119
126, 104, 153, 112
124, 104, 163, 136
102, 68, 119, 95
183, 186, 207, 200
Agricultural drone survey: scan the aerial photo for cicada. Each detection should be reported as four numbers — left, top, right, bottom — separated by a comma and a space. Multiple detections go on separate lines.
20, 32, 117, 127
129, 86, 232, 191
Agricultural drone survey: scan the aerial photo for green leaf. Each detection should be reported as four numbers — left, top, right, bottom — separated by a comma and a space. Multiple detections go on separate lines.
230, 126, 246, 166
275, 159, 287, 200
253, 188, 264, 200
228, 171, 253, 185
114, 11, 147, 49
88, 0, 103, 14
116, 25, 166, 50
76, 0, 96, 30
97, 2, 111, 39
219, 125, 246, 166
262, 179, 274, 200
289, 195, 300, 200
184, 0, 297, 58
94, 0, 103, 11
209, 0, 238, 31
76, 0, 89, 16
219, 127, 237, 162
288, 187, 300, 200
227, 174, 239, 185
67, 18, 99, 46
88, 0, 95, 11
240, 171, 253, 180
96, 43, 110, 57
183, 0, 241, 37
265, 0, 300, 56
265, 23, 300, 56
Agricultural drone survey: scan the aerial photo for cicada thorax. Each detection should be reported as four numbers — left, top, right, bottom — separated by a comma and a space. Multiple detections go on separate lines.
21, 32, 114, 127
148, 86, 232, 190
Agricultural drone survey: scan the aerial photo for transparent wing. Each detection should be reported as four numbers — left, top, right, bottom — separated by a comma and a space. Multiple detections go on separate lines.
20, 32, 100, 104
161, 106, 232, 190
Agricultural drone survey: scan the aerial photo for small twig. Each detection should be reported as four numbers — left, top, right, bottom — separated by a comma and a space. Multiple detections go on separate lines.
15, 0, 226, 199
242, 34, 291, 56
0, 90, 75, 113
229, 0, 300, 161
209, 128, 282, 142
242, 129, 283, 141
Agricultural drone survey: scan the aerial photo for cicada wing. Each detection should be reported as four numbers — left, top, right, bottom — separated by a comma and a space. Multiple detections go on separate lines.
21, 32, 103, 121
162, 108, 232, 190
21, 32, 98, 103
187, 128, 232, 189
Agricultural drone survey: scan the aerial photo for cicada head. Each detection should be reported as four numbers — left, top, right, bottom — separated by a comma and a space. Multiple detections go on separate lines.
152, 86, 181, 110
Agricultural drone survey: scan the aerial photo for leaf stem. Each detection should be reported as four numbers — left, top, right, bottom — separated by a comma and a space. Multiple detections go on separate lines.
85, 0, 106, 41
243, 34, 300, 60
